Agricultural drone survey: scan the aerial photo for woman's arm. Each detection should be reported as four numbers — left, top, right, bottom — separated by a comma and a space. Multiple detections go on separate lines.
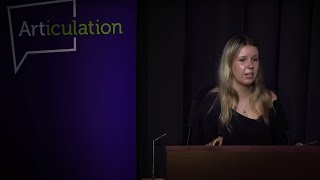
188, 91, 220, 145
270, 93, 290, 145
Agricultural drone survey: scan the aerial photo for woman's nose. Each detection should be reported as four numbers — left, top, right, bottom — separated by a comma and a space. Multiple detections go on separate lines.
247, 60, 253, 68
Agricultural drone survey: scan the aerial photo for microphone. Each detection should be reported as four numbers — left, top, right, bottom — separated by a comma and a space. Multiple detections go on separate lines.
187, 127, 191, 146
285, 130, 291, 145
304, 140, 319, 146
152, 133, 167, 180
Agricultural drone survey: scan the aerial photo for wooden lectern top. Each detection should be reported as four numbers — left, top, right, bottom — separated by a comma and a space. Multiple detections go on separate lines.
166, 146, 320, 180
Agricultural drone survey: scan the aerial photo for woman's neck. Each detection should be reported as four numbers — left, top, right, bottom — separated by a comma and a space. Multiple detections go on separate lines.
232, 82, 253, 99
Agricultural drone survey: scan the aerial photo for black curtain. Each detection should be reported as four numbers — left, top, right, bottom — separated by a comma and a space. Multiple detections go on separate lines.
138, 0, 320, 178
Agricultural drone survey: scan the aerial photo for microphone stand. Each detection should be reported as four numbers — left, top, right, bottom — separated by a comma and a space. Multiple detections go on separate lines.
152, 133, 166, 180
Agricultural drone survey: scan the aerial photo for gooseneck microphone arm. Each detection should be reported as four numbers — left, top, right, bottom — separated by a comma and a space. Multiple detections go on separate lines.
152, 133, 167, 180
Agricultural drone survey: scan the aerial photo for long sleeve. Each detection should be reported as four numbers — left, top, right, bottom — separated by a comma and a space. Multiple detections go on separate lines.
270, 100, 290, 145
188, 92, 220, 145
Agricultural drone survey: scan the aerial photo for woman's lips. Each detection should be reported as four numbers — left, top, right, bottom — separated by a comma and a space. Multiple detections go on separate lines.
244, 72, 254, 79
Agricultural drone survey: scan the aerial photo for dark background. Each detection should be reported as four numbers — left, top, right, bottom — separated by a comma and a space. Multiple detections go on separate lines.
2, 0, 320, 179
138, 0, 320, 178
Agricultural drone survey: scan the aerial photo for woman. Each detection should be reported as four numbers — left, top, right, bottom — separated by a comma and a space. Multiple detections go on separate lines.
189, 35, 289, 145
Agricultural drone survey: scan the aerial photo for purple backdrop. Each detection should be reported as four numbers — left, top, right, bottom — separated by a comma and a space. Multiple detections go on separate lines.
2, 0, 136, 179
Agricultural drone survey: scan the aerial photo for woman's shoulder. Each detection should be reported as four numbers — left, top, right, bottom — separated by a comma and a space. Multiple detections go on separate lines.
270, 90, 277, 102
267, 90, 283, 118
197, 87, 220, 114
207, 87, 219, 98
266, 90, 279, 111
204, 87, 221, 105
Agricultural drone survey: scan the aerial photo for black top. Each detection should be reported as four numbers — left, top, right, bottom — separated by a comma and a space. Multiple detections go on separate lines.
189, 92, 289, 145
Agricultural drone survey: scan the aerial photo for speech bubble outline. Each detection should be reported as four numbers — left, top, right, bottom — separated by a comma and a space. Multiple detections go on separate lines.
7, 0, 77, 74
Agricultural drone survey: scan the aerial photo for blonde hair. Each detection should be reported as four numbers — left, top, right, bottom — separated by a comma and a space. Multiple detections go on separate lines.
209, 36, 272, 132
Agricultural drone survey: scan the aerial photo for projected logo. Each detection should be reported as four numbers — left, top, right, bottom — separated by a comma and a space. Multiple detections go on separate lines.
8, 0, 77, 74
7, 0, 123, 74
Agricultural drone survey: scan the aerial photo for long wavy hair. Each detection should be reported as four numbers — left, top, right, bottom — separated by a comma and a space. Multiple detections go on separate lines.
209, 35, 272, 132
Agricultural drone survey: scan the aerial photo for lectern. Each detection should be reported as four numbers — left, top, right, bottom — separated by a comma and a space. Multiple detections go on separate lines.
166, 146, 320, 180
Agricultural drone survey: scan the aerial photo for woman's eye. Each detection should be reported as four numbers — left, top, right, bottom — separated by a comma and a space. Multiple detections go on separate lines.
252, 58, 259, 61
240, 59, 245, 62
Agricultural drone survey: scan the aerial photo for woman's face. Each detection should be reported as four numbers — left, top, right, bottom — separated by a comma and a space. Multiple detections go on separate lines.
231, 45, 259, 87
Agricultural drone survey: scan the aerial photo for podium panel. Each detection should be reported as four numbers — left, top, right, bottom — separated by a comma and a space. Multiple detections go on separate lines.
166, 146, 320, 180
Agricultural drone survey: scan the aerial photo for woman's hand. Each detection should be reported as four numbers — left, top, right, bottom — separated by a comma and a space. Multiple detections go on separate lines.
206, 136, 223, 146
